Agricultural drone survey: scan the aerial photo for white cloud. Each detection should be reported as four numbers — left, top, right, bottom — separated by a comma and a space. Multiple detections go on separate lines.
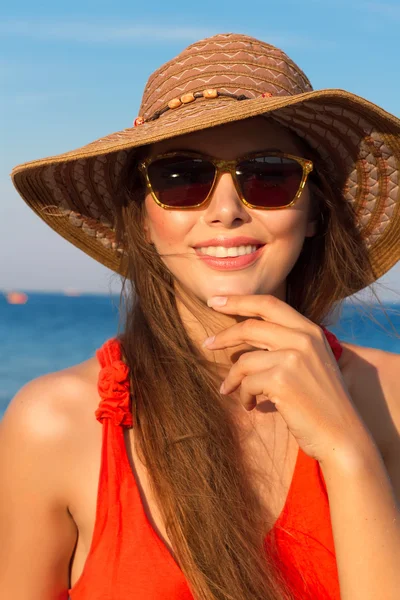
11, 91, 78, 106
366, 2, 400, 18
0, 20, 214, 43
0, 20, 335, 49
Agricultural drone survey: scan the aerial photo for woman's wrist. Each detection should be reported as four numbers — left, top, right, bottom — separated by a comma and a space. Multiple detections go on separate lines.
318, 431, 400, 600
318, 426, 382, 475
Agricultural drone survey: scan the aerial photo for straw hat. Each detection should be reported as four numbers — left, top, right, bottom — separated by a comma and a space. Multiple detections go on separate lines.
11, 33, 400, 291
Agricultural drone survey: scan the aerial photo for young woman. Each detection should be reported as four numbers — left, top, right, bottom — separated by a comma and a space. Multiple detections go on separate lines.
1, 33, 400, 600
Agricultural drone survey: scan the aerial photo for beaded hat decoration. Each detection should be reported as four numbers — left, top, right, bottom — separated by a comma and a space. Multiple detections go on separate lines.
133, 89, 273, 126
10, 33, 400, 295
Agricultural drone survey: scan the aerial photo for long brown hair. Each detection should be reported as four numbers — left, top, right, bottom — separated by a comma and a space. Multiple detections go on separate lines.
111, 125, 395, 600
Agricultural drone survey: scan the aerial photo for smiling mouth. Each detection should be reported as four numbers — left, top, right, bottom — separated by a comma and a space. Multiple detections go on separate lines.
195, 244, 264, 258
193, 244, 266, 271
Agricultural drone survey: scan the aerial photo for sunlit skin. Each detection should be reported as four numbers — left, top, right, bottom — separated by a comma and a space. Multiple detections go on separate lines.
143, 116, 317, 385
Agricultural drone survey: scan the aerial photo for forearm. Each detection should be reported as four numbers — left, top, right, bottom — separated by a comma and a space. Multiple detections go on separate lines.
320, 443, 400, 600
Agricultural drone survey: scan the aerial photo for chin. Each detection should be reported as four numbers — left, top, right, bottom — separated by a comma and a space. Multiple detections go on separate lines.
199, 284, 265, 300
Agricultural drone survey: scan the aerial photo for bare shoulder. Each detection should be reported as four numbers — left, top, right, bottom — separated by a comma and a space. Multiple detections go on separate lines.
3, 355, 101, 442
1, 355, 102, 502
0, 356, 102, 598
338, 340, 400, 459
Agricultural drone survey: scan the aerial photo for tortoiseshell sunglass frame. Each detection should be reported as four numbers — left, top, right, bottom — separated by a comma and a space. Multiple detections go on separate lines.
138, 150, 314, 210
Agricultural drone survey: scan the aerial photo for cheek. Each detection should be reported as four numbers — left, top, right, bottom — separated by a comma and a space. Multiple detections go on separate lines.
145, 196, 195, 249
261, 208, 308, 240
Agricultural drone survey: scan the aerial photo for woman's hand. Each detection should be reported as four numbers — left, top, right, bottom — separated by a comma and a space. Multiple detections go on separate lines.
203, 294, 375, 465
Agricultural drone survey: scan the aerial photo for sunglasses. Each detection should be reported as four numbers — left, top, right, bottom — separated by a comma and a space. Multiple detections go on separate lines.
138, 150, 313, 210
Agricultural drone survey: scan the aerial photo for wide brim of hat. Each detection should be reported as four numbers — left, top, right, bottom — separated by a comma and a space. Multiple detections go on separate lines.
10, 88, 400, 294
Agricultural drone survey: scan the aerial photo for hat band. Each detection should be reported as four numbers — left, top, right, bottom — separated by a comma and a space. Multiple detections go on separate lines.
133, 90, 273, 126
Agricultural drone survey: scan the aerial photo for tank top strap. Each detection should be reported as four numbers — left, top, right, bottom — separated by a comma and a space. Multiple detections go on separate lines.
93, 327, 341, 428
94, 337, 133, 428
321, 325, 343, 362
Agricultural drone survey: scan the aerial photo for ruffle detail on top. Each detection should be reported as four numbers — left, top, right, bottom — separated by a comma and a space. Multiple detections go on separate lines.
94, 327, 342, 428
321, 326, 343, 362
95, 337, 133, 428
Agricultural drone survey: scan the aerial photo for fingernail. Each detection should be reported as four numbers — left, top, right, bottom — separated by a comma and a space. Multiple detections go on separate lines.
202, 335, 215, 348
219, 381, 226, 394
207, 296, 227, 307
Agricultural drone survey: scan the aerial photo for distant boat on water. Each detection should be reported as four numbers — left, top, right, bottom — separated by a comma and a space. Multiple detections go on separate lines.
5, 291, 28, 304
63, 289, 81, 297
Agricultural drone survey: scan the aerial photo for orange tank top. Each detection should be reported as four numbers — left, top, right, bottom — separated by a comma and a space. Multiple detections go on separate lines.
68, 327, 343, 600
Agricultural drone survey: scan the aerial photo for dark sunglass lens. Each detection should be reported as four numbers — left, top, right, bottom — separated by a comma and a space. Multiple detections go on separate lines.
236, 156, 303, 208
147, 156, 215, 207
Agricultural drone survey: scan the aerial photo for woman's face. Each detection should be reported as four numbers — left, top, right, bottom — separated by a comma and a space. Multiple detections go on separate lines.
143, 117, 317, 304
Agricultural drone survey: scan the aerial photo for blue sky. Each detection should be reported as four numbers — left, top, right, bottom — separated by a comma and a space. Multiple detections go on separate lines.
1, 0, 400, 300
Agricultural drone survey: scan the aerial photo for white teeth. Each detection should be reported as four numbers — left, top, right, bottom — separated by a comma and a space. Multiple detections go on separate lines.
197, 245, 258, 257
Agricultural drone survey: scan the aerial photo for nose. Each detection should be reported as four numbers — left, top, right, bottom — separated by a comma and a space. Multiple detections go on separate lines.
202, 171, 251, 228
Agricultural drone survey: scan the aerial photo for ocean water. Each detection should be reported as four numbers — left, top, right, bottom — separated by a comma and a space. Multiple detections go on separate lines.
1, 291, 399, 419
